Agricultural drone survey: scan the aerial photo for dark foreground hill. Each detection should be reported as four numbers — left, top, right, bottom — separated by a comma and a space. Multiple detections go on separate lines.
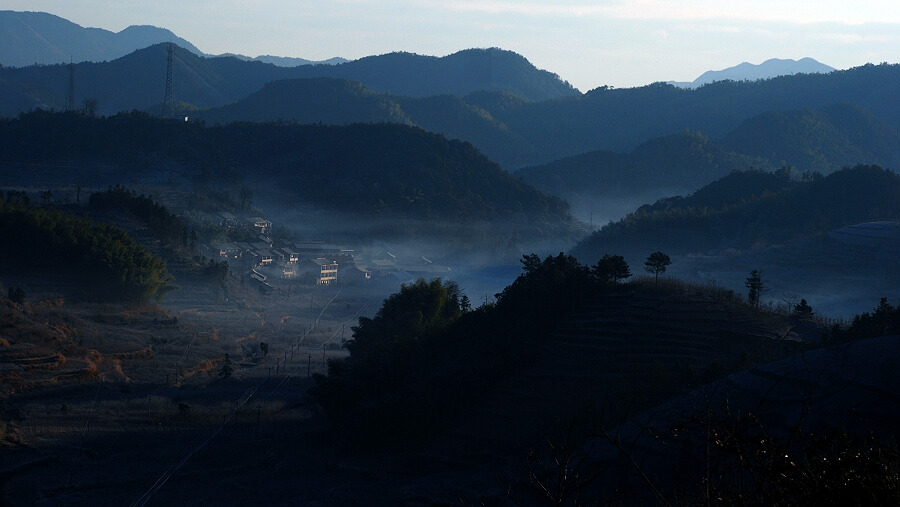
593, 333, 900, 504
2, 251, 897, 504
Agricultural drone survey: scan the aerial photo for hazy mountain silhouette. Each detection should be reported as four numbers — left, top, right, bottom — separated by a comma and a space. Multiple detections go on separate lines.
278, 48, 579, 101
197, 78, 414, 125
493, 63, 900, 166
669, 57, 835, 88
197, 77, 540, 167
518, 130, 766, 198
0, 10, 203, 67
215, 54, 348, 66
0, 43, 577, 117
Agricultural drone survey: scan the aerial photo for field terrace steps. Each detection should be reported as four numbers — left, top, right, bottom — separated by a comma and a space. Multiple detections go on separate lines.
431, 284, 804, 463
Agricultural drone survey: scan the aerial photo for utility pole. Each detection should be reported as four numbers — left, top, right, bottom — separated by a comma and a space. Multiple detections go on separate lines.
64, 60, 75, 111
162, 43, 175, 118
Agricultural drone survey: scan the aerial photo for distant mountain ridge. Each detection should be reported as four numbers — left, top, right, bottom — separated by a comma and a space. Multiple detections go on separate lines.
0, 10, 349, 69
215, 54, 348, 67
670, 58, 835, 88
0, 10, 203, 66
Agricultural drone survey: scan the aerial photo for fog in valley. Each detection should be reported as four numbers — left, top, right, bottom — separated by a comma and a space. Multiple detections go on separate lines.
2, 9, 900, 506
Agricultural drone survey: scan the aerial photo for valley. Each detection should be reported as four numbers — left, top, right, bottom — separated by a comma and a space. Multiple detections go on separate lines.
2, 10, 900, 504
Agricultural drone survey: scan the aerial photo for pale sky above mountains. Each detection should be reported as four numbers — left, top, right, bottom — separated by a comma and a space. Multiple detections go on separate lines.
7, 0, 900, 91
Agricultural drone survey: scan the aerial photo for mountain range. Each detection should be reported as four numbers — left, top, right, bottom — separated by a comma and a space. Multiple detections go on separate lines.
3, 10, 900, 222
668, 57, 835, 88
0, 10, 343, 68
0, 10, 202, 66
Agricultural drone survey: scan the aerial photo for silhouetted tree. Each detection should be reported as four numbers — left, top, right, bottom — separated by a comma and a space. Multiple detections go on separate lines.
592, 253, 631, 285
794, 299, 814, 318
746, 270, 765, 306
644, 251, 671, 285
259, 342, 269, 357
460, 294, 472, 312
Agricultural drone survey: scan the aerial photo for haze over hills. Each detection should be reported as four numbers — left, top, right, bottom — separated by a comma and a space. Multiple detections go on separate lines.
196, 77, 542, 168
516, 130, 771, 222
569, 166, 900, 316
0, 110, 582, 254
516, 100, 900, 223
668, 57, 835, 88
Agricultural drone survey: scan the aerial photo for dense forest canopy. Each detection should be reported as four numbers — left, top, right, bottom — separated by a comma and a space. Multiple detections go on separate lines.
0, 193, 174, 301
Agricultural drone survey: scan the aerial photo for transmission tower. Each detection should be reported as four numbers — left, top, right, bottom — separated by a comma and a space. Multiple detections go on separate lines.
162, 43, 175, 118
64, 60, 75, 111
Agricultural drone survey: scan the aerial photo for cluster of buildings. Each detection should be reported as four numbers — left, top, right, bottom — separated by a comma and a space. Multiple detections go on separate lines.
201, 213, 357, 287
201, 213, 452, 290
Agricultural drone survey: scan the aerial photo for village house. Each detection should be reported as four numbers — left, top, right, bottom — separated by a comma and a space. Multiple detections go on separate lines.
299, 257, 339, 285
202, 242, 242, 261
246, 217, 272, 235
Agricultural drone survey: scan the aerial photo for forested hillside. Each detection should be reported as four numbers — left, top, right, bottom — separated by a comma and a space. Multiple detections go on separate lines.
517, 130, 770, 201
570, 165, 900, 261
0, 110, 580, 238
720, 103, 900, 174
0, 193, 174, 301
197, 77, 541, 168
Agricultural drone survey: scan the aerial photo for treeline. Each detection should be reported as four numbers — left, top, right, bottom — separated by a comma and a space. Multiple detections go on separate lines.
89, 185, 188, 247
572, 165, 900, 260
831, 297, 900, 342
0, 111, 579, 237
312, 253, 641, 446
0, 193, 174, 301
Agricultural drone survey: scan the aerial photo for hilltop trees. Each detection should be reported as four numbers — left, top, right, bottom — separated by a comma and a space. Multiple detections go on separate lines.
644, 251, 671, 285
592, 254, 632, 286
312, 254, 605, 444
794, 299, 814, 318
312, 278, 467, 438
0, 196, 174, 301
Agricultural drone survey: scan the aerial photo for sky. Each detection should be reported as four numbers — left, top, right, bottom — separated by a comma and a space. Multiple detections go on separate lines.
6, 1, 900, 91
